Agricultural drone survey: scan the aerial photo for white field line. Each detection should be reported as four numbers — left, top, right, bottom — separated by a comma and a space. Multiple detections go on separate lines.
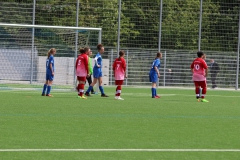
0, 149, 240, 152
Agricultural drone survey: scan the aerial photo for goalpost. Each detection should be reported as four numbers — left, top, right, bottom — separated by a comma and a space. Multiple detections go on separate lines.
0, 23, 102, 90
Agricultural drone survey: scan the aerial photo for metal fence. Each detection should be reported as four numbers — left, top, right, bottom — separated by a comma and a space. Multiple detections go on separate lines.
0, 0, 240, 89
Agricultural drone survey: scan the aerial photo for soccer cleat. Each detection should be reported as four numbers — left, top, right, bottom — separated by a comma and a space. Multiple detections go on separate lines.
101, 94, 109, 97
85, 92, 91, 97
115, 96, 124, 100
46, 94, 53, 97
80, 96, 87, 99
41, 93, 45, 96
155, 95, 161, 98
152, 96, 160, 99
201, 99, 209, 102
91, 91, 96, 94
117, 97, 124, 100
197, 99, 200, 102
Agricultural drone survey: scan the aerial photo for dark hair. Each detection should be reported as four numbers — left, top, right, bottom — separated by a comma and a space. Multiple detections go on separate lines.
79, 48, 85, 54
84, 47, 90, 53
97, 44, 103, 51
197, 51, 204, 58
118, 50, 125, 60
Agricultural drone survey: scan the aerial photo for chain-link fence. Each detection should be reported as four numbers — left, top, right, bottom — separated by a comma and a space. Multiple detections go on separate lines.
0, 0, 239, 89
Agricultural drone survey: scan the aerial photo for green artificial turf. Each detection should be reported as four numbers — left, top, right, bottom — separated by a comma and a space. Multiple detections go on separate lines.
0, 87, 240, 159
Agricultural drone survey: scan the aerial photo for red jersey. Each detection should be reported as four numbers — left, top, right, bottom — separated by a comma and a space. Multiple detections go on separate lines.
190, 58, 208, 81
75, 53, 89, 77
113, 57, 126, 80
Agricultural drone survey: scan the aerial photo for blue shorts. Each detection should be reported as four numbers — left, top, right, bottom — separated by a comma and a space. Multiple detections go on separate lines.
93, 70, 102, 78
46, 72, 54, 81
149, 72, 158, 83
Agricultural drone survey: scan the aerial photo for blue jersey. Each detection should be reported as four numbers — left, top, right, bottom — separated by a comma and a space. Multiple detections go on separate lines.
150, 58, 160, 73
93, 53, 102, 70
46, 55, 54, 73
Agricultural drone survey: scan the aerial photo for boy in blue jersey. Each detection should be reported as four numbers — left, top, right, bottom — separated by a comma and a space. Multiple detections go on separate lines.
85, 44, 109, 97
41, 48, 56, 97
149, 52, 162, 98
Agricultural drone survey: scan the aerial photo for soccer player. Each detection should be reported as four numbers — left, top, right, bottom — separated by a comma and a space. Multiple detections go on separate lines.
41, 48, 56, 97
113, 50, 127, 100
149, 52, 162, 99
86, 49, 95, 94
76, 47, 90, 99
85, 44, 109, 97
190, 51, 209, 102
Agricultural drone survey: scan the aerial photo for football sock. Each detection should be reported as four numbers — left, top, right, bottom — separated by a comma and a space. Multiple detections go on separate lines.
79, 84, 84, 96
86, 86, 93, 93
151, 88, 155, 97
42, 84, 47, 95
154, 88, 157, 96
46, 86, 51, 95
99, 86, 104, 94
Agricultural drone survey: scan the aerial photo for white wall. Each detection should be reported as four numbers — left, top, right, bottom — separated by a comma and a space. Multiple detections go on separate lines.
37, 56, 109, 86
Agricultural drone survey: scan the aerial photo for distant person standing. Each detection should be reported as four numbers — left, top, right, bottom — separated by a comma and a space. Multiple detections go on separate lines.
85, 44, 109, 97
113, 50, 127, 100
76, 47, 89, 99
86, 49, 95, 94
149, 52, 162, 99
190, 51, 208, 102
210, 59, 220, 89
42, 48, 56, 97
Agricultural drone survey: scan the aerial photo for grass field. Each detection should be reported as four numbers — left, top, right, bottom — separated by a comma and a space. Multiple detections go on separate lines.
0, 87, 240, 160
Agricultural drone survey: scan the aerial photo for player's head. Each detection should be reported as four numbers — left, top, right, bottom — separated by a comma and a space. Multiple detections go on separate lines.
156, 52, 162, 59
119, 50, 125, 59
47, 48, 56, 58
79, 48, 85, 54
97, 44, 104, 54
84, 47, 91, 55
197, 51, 204, 58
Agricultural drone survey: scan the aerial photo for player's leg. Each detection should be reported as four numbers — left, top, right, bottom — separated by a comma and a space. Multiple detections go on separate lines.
115, 80, 123, 100
77, 77, 87, 99
194, 81, 200, 101
88, 75, 95, 94
46, 80, 53, 97
85, 72, 98, 96
42, 80, 48, 96
98, 77, 108, 97
150, 73, 159, 99
200, 81, 209, 102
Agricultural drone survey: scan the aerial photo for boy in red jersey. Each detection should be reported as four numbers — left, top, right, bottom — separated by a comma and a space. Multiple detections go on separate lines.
113, 50, 127, 100
190, 51, 209, 102
75, 47, 90, 99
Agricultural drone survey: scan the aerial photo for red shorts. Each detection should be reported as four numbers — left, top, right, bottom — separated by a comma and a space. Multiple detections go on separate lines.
77, 76, 86, 82
194, 81, 207, 88
115, 80, 123, 85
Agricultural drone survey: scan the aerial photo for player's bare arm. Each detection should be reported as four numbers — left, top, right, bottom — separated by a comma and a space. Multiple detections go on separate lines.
155, 66, 160, 78
50, 63, 54, 76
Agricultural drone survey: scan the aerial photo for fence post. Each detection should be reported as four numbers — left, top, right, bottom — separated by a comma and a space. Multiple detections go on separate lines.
30, 0, 36, 84
198, 0, 203, 51
126, 50, 129, 86
158, 0, 163, 52
163, 51, 166, 87
110, 49, 113, 86
74, 0, 79, 88
236, 4, 240, 90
